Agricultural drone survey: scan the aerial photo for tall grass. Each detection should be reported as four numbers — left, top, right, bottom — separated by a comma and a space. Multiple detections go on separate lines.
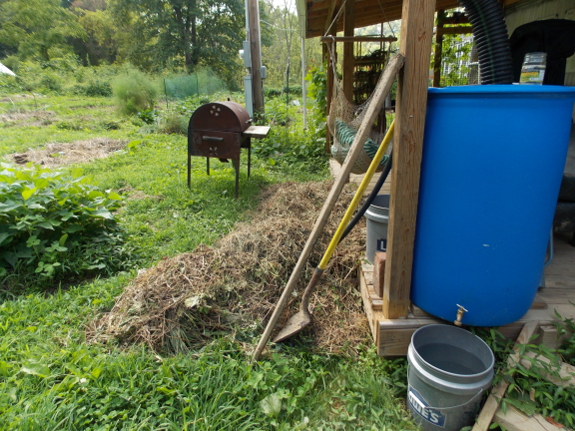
112, 70, 158, 116
0, 90, 419, 430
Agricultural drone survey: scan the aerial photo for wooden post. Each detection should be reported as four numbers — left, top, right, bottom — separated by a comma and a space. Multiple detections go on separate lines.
433, 10, 445, 88
382, 0, 436, 319
324, 34, 335, 153
342, 0, 355, 102
248, 0, 264, 115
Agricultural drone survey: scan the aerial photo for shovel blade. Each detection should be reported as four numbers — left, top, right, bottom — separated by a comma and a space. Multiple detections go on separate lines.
272, 310, 311, 343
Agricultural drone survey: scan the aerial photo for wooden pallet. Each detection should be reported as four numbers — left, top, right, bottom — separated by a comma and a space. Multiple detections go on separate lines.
359, 264, 561, 357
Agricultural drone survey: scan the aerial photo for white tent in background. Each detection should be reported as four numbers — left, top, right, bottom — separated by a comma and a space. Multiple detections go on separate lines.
0, 63, 16, 77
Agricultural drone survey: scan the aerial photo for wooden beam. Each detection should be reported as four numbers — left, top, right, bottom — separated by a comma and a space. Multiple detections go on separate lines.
324, 34, 334, 153
323, 0, 341, 35
320, 36, 397, 43
305, 0, 461, 38
343, 0, 355, 102
437, 26, 473, 35
433, 10, 446, 87
382, 0, 436, 319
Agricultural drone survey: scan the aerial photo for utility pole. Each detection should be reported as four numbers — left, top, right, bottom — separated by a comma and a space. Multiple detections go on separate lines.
247, 0, 265, 116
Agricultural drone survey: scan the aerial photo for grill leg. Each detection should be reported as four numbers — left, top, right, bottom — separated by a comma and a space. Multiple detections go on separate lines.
206, 157, 210, 175
187, 153, 191, 188
247, 145, 251, 178
232, 158, 239, 199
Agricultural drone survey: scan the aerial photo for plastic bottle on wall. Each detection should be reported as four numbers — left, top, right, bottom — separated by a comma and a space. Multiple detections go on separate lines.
519, 52, 547, 84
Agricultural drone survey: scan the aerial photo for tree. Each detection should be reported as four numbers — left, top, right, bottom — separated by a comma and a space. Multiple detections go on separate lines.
0, 0, 85, 61
109, 0, 245, 85
261, 0, 322, 90
71, 1, 117, 65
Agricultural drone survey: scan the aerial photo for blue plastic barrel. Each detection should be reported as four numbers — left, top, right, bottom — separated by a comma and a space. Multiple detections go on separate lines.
411, 85, 575, 327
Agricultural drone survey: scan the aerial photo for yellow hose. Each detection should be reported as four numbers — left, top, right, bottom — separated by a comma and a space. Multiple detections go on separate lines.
318, 120, 395, 270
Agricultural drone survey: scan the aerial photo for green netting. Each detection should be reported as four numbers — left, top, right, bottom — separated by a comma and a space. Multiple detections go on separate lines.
164, 75, 200, 99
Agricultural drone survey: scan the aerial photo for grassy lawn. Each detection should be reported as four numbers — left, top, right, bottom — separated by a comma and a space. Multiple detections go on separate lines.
0, 93, 418, 430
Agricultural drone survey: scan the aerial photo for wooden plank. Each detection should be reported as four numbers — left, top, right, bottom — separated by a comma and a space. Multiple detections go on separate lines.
320, 36, 397, 43
534, 325, 560, 349
322, 0, 341, 35
382, 0, 436, 319
472, 321, 540, 431
494, 405, 565, 431
437, 26, 473, 35
532, 294, 548, 310
433, 10, 445, 88
541, 275, 575, 289
243, 125, 270, 138
359, 265, 385, 341
520, 351, 575, 388
378, 316, 443, 356
342, 0, 355, 102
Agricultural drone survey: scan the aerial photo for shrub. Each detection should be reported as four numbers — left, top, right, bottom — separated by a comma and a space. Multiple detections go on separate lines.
159, 113, 188, 135
84, 79, 113, 97
112, 69, 158, 116
0, 164, 134, 283
265, 87, 282, 98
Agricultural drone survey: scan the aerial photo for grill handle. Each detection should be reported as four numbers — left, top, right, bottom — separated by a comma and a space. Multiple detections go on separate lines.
202, 136, 224, 142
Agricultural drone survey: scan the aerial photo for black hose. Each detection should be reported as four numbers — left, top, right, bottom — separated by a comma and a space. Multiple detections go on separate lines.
457, 0, 514, 85
338, 152, 393, 245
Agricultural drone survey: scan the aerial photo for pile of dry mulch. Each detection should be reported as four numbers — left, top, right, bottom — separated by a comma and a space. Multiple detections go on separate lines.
9, 138, 126, 167
0, 110, 55, 127
87, 181, 371, 355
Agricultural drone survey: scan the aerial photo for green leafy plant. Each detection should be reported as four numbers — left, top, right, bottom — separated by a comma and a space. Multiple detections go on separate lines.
0, 163, 134, 283
475, 321, 575, 429
112, 69, 158, 116
253, 95, 327, 174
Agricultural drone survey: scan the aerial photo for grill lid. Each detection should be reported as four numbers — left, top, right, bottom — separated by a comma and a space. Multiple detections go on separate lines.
189, 101, 251, 133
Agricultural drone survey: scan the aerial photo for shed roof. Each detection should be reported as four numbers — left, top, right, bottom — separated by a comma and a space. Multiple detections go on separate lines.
297, 0, 461, 39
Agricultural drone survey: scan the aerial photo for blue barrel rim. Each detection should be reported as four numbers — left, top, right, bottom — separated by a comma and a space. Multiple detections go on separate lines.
428, 84, 575, 97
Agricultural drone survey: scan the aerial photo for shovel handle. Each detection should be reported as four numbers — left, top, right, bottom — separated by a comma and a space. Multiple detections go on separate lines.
318, 120, 395, 271
301, 268, 324, 312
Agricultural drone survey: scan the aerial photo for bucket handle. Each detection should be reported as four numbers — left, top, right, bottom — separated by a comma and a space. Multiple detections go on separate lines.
409, 384, 485, 412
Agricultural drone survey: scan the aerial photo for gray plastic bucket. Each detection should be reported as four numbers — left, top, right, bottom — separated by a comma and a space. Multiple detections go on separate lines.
364, 194, 390, 264
407, 324, 495, 431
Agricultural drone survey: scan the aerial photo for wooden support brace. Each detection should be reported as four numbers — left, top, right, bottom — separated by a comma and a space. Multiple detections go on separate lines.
382, 0, 436, 319
342, 0, 355, 102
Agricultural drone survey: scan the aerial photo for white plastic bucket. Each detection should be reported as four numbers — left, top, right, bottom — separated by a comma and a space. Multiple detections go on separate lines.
407, 324, 495, 431
364, 194, 390, 264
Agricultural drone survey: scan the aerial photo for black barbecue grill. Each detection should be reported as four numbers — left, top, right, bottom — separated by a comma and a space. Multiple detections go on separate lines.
187, 101, 270, 198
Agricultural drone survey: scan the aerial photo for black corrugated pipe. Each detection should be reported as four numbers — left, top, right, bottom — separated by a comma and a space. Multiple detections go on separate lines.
339, 152, 393, 245
457, 0, 514, 84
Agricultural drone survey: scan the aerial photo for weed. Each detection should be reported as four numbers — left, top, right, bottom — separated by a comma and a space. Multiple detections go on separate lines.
112, 70, 158, 116
475, 321, 575, 428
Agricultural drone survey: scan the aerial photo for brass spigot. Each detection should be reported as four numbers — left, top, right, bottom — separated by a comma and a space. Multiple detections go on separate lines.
454, 304, 468, 327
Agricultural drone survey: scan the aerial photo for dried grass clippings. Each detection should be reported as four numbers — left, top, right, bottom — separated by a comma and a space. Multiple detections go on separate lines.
87, 181, 370, 356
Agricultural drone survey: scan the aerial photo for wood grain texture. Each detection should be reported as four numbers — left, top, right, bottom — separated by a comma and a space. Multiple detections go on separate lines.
342, 0, 355, 102
494, 405, 565, 431
383, 0, 436, 319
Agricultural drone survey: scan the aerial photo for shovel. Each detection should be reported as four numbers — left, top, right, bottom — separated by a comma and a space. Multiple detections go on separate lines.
273, 120, 396, 343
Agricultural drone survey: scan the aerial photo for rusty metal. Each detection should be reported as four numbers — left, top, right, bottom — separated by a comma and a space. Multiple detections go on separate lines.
187, 102, 252, 198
